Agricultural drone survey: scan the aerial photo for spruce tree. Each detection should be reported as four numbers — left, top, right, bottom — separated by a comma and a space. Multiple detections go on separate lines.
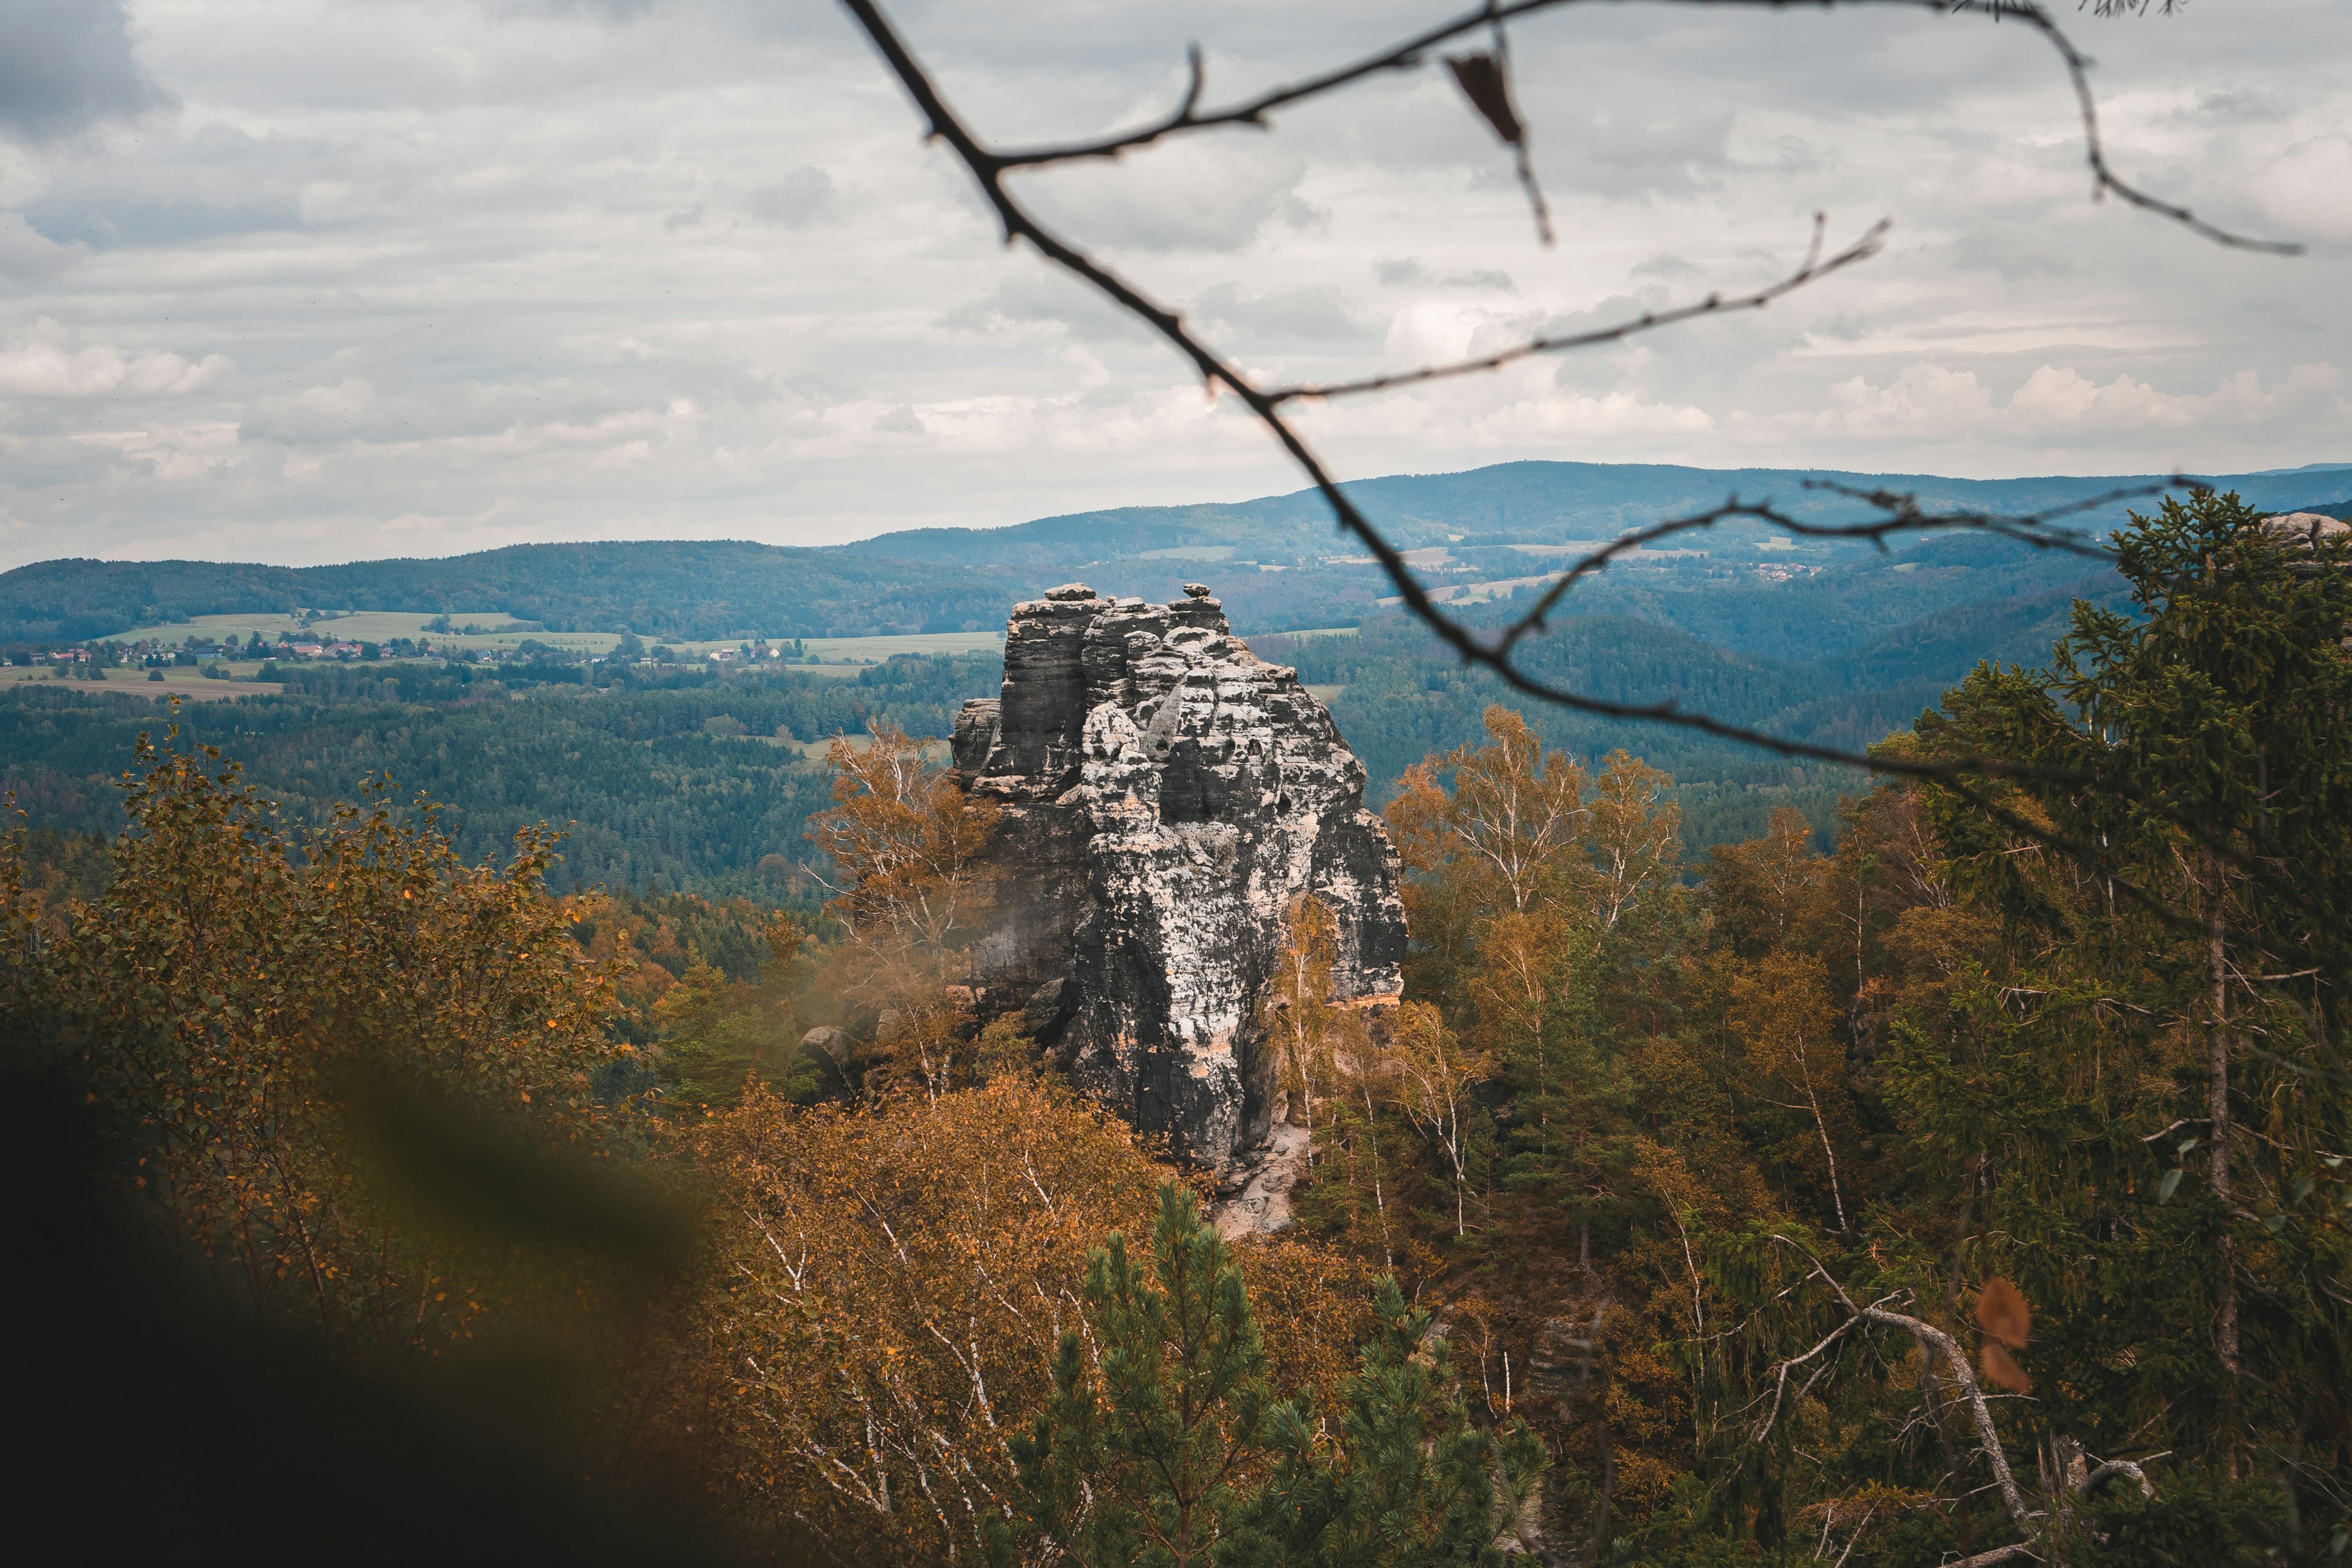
1916, 488, 2352, 1480
1250, 1278, 1541, 1568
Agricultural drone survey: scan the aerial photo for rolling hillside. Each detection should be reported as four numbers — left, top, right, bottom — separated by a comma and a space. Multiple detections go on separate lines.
6, 458, 2345, 865
7, 459, 2345, 647
0, 542, 1030, 645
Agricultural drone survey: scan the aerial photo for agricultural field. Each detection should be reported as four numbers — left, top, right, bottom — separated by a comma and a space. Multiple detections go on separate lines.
769, 733, 953, 761
0, 664, 282, 700
116, 609, 612, 655
113, 613, 1005, 669
664, 630, 1005, 664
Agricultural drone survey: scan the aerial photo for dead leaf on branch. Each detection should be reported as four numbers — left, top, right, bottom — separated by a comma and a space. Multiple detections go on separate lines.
1443, 52, 1524, 145
1976, 1275, 2031, 1349
1975, 1275, 2033, 1392
1979, 1340, 2032, 1394
1443, 51, 1551, 246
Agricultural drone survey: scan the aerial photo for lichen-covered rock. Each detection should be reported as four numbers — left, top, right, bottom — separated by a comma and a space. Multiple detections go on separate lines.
954, 584, 1406, 1176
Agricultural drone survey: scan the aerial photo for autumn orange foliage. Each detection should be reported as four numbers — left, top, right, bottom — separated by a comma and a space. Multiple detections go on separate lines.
2, 727, 625, 1350
804, 720, 1002, 1096
686, 1073, 1370, 1561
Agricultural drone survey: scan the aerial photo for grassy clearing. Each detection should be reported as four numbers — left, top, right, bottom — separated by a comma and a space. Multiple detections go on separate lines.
0, 664, 282, 701
113, 616, 1007, 668
116, 610, 615, 655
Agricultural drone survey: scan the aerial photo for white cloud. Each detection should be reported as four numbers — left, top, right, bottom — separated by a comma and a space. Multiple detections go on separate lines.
72, 420, 241, 478
2253, 132, 2352, 243
0, 0, 2343, 566
0, 336, 232, 396
1732, 362, 2347, 447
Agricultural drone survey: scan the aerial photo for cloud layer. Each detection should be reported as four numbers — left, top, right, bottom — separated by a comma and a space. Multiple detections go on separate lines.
0, 0, 2345, 568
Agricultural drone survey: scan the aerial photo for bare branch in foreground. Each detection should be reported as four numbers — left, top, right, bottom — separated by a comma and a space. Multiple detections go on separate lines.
982, 0, 2298, 264
836, 0, 2294, 789
831, 0, 2339, 965
1268, 215, 1887, 403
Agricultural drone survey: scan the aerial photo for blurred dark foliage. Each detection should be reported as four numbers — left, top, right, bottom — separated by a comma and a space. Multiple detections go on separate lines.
0, 1042, 829, 1564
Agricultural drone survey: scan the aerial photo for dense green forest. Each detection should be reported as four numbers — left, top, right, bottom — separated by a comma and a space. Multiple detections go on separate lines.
0, 655, 1001, 900
0, 540, 1029, 644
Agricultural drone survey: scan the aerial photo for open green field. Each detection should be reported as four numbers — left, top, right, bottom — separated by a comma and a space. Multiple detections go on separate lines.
115, 609, 613, 655
0, 664, 282, 701
800, 630, 1001, 660
114, 613, 1005, 668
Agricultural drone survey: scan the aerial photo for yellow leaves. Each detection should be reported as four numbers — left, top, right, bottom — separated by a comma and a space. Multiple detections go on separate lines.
690, 1076, 1168, 1555
808, 719, 1000, 958
1456, 708, 1588, 911
29, 735, 630, 1356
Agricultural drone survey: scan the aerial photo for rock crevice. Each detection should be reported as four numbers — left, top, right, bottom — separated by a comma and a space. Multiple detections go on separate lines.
955, 584, 1406, 1176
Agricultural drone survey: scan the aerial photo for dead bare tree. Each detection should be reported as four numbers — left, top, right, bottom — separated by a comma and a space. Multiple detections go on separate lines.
1759, 1235, 2162, 1567
834, 0, 2297, 790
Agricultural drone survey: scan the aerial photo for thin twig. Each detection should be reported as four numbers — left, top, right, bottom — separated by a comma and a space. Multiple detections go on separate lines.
1271, 215, 1885, 403
836, 0, 2287, 781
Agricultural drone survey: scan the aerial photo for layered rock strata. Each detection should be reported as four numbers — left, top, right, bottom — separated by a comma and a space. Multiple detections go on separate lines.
953, 583, 1406, 1177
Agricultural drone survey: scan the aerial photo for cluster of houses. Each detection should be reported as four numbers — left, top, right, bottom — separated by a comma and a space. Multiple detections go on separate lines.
18, 627, 831, 674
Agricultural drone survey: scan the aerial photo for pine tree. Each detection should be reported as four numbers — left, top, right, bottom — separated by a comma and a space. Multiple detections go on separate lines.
1251, 1277, 1543, 1568
1002, 1182, 1283, 1568
1000, 1183, 1537, 1568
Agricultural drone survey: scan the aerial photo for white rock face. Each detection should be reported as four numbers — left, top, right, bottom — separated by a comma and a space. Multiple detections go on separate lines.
953, 585, 1406, 1176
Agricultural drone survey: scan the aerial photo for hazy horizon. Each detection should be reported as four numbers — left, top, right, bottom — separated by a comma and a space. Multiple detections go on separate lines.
5, 451, 2347, 573
0, 1, 2345, 571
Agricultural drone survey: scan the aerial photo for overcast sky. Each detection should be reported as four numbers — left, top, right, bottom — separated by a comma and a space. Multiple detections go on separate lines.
0, 0, 2345, 570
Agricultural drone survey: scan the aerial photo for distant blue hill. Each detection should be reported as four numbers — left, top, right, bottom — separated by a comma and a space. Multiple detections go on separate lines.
839, 458, 2352, 565
2, 459, 2342, 647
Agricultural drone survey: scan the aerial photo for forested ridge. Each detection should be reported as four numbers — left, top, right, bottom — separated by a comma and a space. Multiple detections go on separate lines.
0, 539, 1031, 644
7, 460, 2343, 644
3, 494, 2347, 1565
12, 474, 2344, 871
0, 528, 2165, 868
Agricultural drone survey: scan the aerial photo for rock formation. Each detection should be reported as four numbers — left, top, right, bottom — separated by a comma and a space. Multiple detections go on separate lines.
2263, 510, 2351, 577
952, 582, 1406, 1179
